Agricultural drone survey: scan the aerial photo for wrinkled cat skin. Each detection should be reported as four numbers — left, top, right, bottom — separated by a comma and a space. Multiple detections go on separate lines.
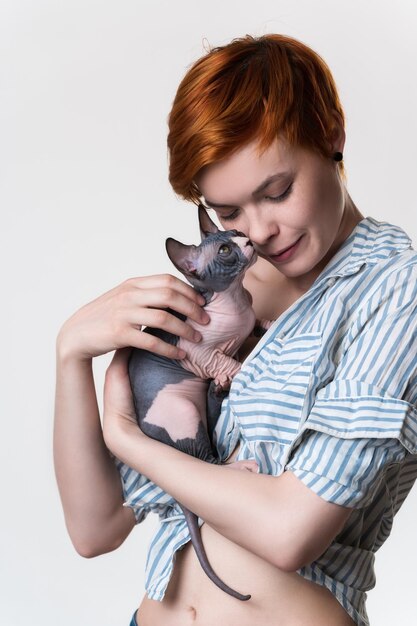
128, 206, 258, 600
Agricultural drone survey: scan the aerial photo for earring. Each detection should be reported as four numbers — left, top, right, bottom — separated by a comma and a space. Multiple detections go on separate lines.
333, 151, 343, 162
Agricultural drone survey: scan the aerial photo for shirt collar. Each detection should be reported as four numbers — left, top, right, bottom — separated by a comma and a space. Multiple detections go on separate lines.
316, 216, 413, 284
241, 217, 413, 365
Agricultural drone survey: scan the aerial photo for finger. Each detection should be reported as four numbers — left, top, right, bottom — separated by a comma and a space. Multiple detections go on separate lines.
104, 350, 136, 411
224, 459, 259, 473
124, 327, 187, 360
126, 274, 201, 301
109, 347, 133, 370
131, 308, 203, 343
244, 460, 260, 473
134, 291, 209, 326
105, 347, 132, 383
124, 276, 209, 324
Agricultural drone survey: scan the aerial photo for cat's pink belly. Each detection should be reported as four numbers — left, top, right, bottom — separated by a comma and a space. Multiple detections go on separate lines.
143, 377, 208, 441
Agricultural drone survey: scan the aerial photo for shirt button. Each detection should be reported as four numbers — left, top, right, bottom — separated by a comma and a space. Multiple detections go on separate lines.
327, 277, 336, 287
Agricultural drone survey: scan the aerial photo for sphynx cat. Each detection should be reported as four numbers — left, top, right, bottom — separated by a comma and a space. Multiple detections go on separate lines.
128, 206, 271, 601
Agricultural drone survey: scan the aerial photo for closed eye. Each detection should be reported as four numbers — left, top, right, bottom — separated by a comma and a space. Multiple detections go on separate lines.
219, 182, 294, 222
264, 182, 293, 203
220, 208, 240, 222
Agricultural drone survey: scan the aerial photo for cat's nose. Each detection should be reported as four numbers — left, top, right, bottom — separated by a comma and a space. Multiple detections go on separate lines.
235, 231, 253, 247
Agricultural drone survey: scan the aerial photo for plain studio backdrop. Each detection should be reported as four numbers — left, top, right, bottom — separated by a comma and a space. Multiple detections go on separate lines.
1, 1, 416, 625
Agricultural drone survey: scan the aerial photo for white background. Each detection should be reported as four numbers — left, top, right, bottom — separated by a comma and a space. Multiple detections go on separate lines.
1, 1, 416, 625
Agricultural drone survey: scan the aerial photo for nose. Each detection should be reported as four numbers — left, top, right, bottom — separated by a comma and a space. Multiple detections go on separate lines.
246, 210, 279, 247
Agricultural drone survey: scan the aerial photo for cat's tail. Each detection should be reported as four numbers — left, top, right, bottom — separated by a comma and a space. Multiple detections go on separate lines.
180, 505, 251, 601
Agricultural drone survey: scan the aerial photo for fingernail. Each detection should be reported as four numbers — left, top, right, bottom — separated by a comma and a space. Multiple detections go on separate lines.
201, 313, 210, 324
193, 331, 202, 342
177, 349, 186, 359
198, 295, 206, 305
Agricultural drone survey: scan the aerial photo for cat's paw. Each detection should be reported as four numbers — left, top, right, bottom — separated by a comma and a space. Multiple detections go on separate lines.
213, 379, 231, 396
253, 318, 274, 337
252, 325, 266, 337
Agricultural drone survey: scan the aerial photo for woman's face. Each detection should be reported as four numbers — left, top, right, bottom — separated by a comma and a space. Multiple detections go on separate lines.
196, 136, 358, 287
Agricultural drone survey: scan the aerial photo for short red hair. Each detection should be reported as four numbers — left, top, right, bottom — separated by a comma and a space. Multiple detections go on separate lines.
167, 33, 346, 204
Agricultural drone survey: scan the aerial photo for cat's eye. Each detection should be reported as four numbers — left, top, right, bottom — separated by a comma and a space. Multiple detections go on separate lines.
218, 244, 231, 255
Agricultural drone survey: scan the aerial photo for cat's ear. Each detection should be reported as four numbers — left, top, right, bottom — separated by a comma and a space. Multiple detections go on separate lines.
198, 204, 219, 240
166, 238, 200, 278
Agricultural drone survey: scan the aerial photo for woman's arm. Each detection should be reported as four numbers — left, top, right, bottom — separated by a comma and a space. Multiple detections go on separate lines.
103, 348, 352, 572
53, 275, 209, 557
53, 348, 136, 557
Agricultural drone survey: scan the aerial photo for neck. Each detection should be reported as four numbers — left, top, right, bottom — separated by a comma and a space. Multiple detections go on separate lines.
319, 191, 364, 274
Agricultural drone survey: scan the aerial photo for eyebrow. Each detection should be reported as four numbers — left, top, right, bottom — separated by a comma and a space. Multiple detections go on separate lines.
203, 172, 290, 209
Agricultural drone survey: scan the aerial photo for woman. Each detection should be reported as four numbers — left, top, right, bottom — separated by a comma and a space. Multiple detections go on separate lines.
54, 34, 417, 626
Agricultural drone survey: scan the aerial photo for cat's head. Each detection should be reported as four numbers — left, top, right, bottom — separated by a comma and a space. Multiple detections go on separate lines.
165, 205, 257, 295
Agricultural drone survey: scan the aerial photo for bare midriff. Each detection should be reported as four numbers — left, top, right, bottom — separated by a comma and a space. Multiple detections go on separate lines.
136, 525, 356, 626
135, 447, 356, 626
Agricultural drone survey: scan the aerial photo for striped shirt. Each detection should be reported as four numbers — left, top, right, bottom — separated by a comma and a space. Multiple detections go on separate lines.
116, 216, 417, 626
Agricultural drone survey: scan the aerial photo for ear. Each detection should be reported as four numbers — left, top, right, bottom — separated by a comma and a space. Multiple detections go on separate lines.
328, 109, 346, 154
198, 204, 219, 240
165, 238, 200, 278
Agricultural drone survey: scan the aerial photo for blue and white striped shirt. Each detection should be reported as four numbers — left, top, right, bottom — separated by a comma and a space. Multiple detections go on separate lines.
116, 217, 417, 626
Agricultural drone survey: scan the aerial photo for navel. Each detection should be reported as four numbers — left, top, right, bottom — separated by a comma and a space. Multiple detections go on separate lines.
187, 605, 197, 620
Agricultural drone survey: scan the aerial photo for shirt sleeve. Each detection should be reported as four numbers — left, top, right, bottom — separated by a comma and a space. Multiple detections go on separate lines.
114, 457, 177, 524
285, 264, 417, 509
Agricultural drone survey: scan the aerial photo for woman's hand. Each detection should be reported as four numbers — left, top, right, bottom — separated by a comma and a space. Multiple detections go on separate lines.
57, 274, 210, 363
102, 347, 147, 460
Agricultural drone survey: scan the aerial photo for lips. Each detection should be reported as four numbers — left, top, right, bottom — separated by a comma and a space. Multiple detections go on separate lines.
272, 236, 303, 257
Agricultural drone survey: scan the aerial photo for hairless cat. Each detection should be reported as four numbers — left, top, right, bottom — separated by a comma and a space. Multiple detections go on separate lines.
128, 206, 272, 600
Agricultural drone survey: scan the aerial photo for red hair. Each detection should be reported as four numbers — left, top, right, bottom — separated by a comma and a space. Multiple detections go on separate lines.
167, 33, 346, 204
